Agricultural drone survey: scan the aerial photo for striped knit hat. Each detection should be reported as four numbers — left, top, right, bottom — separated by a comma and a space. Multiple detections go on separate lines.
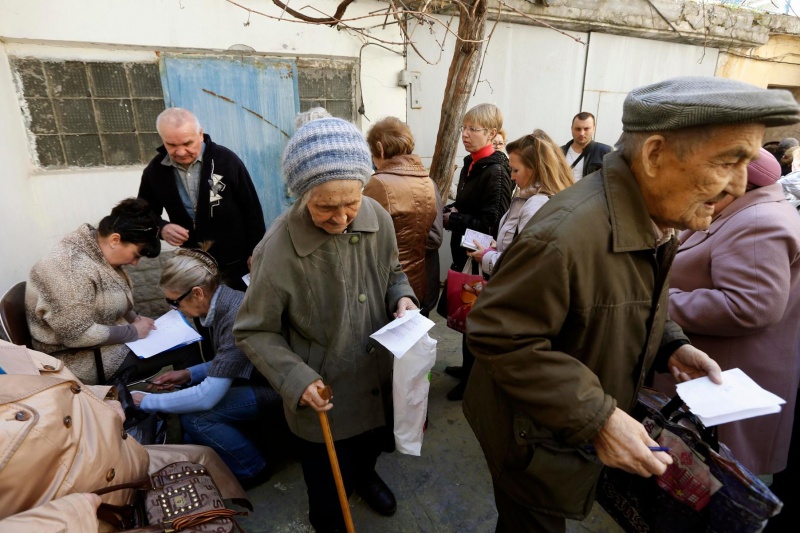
623, 76, 800, 132
283, 117, 373, 198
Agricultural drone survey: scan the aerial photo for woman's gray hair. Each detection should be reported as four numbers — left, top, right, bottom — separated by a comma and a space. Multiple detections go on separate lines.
295, 107, 332, 129
160, 247, 219, 294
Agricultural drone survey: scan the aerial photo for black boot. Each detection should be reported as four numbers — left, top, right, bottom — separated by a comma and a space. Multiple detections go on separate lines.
444, 365, 464, 379
447, 381, 467, 401
356, 471, 397, 516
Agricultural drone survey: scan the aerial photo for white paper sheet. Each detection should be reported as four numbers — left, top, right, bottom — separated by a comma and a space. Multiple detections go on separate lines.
460, 228, 493, 251
369, 310, 435, 359
125, 310, 202, 359
676, 368, 785, 426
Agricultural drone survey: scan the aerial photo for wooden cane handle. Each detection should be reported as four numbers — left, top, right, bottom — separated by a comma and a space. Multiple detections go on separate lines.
317, 385, 333, 401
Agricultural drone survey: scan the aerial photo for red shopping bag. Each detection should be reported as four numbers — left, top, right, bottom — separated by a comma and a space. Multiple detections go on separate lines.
444, 258, 486, 334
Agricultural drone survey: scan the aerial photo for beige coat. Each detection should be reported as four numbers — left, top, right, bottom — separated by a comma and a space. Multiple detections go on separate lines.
364, 154, 438, 301
0, 339, 246, 532
234, 197, 416, 443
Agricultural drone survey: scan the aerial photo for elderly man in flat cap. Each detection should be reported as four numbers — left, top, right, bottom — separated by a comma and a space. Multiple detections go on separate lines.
462, 76, 800, 532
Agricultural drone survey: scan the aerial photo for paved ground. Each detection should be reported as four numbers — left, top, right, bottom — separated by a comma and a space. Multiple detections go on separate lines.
235, 313, 624, 533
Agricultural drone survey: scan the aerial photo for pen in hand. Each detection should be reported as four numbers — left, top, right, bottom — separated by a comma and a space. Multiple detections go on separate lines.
581, 445, 670, 454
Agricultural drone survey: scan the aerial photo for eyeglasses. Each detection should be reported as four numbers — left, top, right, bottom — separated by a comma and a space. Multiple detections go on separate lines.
165, 287, 194, 309
460, 126, 488, 134
493, 141, 505, 147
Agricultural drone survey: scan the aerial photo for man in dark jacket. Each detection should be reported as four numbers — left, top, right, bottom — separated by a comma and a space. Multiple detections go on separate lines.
561, 112, 612, 181
464, 77, 800, 532
138, 108, 266, 291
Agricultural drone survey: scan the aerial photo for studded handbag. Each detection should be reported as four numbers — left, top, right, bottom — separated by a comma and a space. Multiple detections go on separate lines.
94, 461, 248, 532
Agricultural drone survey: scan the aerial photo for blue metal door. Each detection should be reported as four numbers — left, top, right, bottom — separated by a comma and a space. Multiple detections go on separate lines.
160, 55, 299, 227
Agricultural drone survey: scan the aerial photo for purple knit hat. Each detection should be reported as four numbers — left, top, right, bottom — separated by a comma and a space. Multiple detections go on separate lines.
747, 147, 781, 188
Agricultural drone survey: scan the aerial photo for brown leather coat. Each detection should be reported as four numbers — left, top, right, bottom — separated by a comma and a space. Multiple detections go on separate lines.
364, 154, 438, 301
0, 340, 246, 532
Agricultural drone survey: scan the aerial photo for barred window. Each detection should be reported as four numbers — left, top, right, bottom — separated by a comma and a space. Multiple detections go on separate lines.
11, 58, 166, 168
297, 59, 358, 122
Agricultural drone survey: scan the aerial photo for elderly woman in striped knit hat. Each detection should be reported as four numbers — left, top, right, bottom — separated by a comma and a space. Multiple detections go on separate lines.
234, 117, 417, 532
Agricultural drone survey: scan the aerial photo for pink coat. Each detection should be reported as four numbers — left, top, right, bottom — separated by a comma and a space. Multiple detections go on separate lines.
655, 183, 800, 475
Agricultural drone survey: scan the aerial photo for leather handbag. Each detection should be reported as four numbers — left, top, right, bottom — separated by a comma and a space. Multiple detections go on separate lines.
596, 387, 783, 532
95, 461, 248, 532
106, 365, 167, 446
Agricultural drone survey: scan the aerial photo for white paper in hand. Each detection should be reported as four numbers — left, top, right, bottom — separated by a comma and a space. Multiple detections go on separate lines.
369, 310, 435, 358
125, 310, 202, 359
676, 368, 785, 427
460, 228, 493, 251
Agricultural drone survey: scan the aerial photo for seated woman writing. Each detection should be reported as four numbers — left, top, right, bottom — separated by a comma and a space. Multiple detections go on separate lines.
25, 197, 199, 385
132, 247, 281, 489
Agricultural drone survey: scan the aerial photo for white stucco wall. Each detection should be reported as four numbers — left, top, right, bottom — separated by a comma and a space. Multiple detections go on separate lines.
0, 0, 406, 295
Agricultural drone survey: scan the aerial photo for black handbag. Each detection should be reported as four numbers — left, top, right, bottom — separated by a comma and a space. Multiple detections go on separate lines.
596, 387, 783, 532
107, 365, 167, 446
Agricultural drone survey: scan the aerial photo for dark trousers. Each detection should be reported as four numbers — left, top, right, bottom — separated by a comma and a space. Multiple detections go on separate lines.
493, 485, 566, 533
113, 342, 203, 382
460, 334, 475, 383
298, 429, 383, 533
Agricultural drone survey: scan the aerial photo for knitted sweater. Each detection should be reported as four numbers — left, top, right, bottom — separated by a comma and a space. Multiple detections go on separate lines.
203, 285, 277, 408
26, 224, 138, 383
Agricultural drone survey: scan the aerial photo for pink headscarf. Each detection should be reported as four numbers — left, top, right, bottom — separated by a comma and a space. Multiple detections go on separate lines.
747, 147, 781, 188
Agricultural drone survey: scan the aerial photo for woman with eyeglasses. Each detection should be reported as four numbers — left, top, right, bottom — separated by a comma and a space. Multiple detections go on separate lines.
25, 198, 171, 384
130, 246, 282, 489
442, 103, 513, 401
468, 130, 574, 275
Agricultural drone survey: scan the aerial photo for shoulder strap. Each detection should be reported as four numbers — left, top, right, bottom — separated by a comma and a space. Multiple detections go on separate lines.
569, 150, 587, 169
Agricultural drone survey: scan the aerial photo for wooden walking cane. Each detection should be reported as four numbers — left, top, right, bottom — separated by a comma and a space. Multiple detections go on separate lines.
317, 385, 355, 533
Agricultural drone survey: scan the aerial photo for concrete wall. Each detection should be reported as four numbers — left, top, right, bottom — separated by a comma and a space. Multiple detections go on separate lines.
404, 16, 719, 278
0, 0, 405, 298
717, 33, 800, 142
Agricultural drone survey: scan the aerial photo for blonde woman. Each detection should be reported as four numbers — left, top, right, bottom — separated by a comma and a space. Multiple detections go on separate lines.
442, 103, 513, 401
469, 130, 574, 275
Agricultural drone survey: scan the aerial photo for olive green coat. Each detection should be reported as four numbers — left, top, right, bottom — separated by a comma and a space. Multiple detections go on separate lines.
234, 197, 416, 443
463, 152, 688, 519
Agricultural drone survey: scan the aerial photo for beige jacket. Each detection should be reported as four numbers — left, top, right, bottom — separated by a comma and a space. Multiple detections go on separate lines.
0, 339, 246, 532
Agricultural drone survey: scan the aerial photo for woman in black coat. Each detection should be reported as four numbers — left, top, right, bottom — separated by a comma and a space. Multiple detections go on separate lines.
442, 103, 512, 401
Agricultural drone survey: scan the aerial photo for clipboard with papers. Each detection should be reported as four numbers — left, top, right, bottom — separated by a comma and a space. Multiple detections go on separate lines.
125, 310, 202, 359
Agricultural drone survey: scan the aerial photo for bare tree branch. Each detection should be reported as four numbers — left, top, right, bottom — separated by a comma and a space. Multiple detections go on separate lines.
271, 0, 355, 26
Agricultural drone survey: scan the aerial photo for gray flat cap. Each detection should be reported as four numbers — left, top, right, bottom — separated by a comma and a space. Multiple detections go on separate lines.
622, 76, 800, 132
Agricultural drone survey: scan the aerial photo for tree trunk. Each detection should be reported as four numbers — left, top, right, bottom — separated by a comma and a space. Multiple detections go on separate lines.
428, 1, 489, 200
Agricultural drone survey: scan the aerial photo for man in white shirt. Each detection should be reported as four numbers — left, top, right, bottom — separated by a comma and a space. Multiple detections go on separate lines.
561, 112, 612, 181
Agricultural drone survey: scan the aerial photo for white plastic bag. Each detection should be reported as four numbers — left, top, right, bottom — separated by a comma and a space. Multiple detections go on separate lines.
393, 333, 437, 455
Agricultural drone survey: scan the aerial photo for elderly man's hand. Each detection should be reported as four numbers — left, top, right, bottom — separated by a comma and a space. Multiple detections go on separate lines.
591, 408, 673, 477
161, 223, 190, 246
299, 379, 333, 413
394, 297, 417, 318
668, 344, 723, 384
